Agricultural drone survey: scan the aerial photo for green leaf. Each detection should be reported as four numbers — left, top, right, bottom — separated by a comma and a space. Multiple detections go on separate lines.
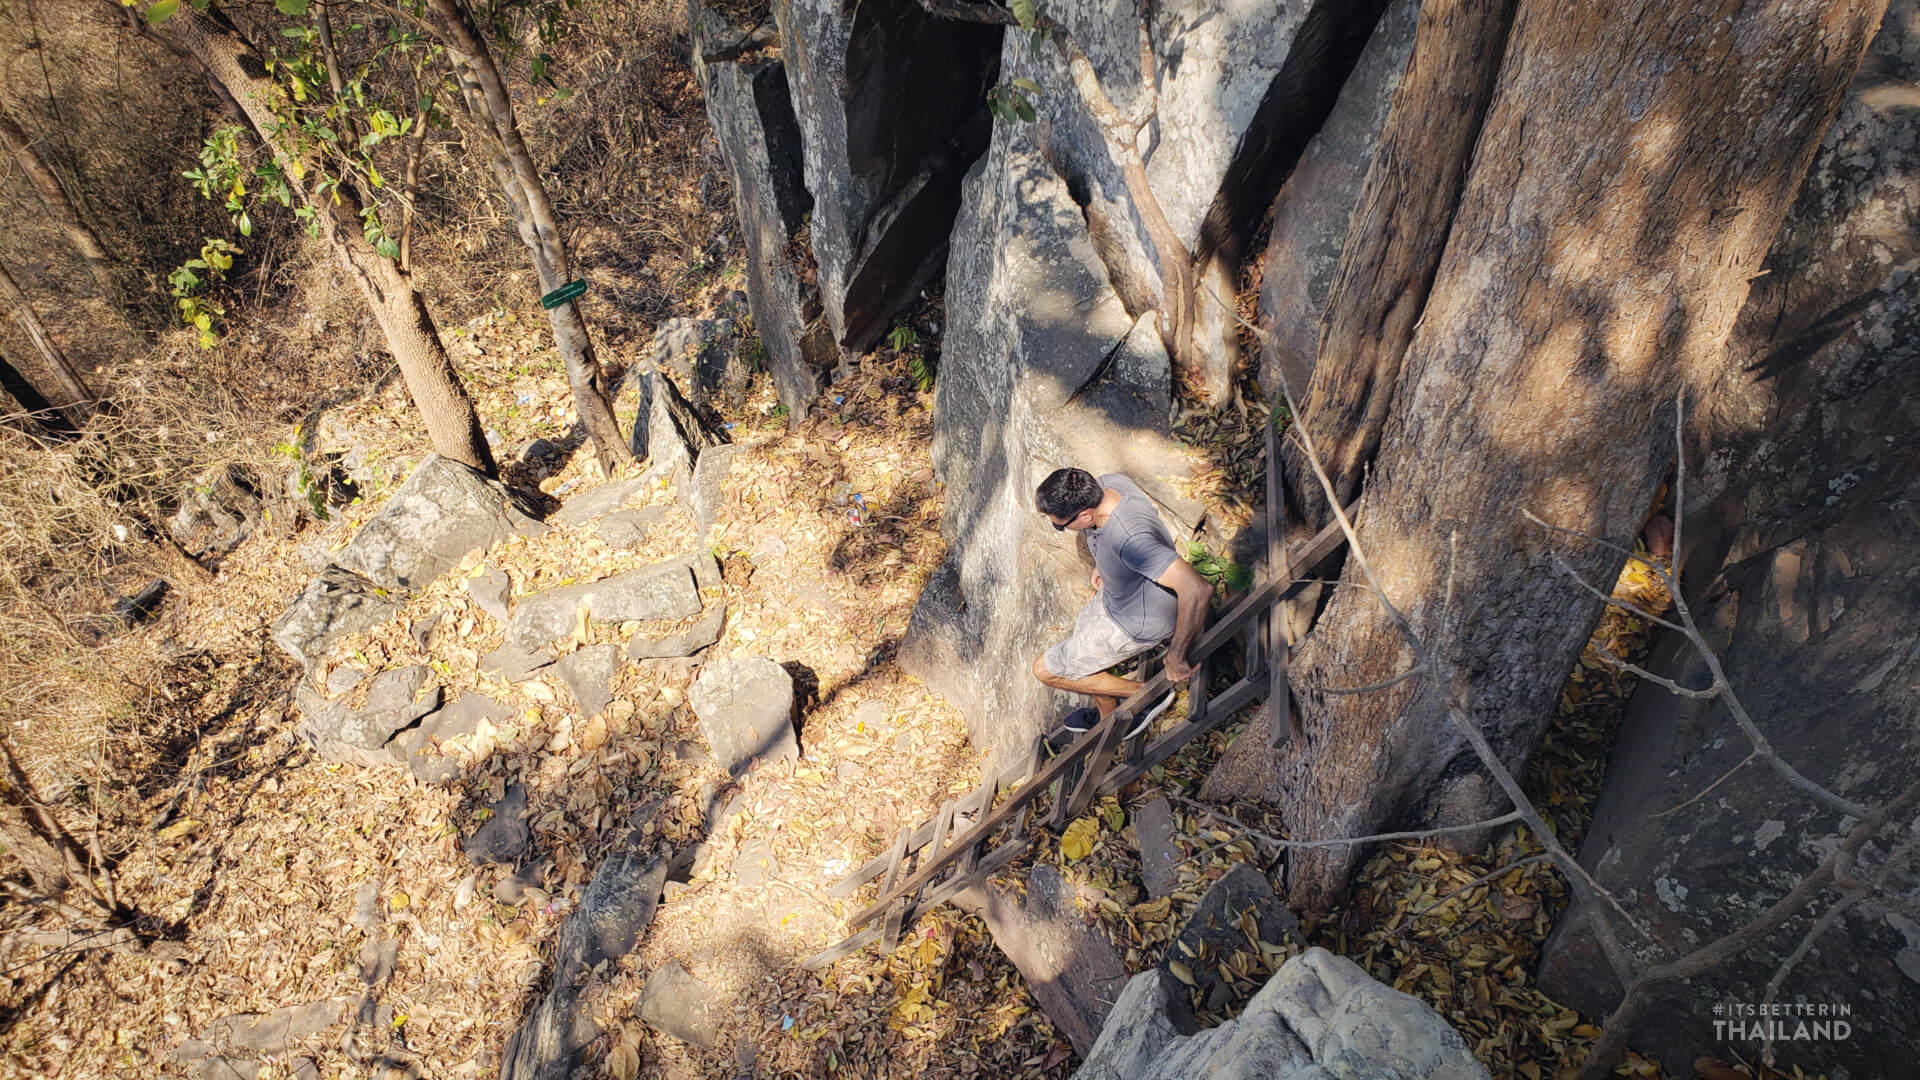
1012, 77, 1042, 95
366, 164, 383, 188
375, 238, 400, 259
237, 212, 253, 236
275, 0, 309, 14
1014, 98, 1036, 123
194, 312, 212, 331
145, 0, 179, 24
1009, 0, 1037, 29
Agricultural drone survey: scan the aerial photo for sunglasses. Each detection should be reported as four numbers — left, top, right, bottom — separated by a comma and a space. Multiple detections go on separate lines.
1050, 508, 1087, 532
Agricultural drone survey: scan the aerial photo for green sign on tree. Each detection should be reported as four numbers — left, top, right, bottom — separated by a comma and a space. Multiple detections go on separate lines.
539, 279, 588, 309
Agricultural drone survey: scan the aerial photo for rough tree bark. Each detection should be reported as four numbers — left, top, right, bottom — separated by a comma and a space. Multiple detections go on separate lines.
1280, 0, 1518, 522
0, 111, 121, 309
154, 7, 498, 477
1251, 0, 1889, 913
429, 0, 632, 475
0, 258, 95, 422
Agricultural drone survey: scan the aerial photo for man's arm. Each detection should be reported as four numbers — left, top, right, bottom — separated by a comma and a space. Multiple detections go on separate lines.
1156, 557, 1212, 681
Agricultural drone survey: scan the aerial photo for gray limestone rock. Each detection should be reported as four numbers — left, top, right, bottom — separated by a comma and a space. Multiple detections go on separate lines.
271, 566, 400, 670
466, 566, 512, 623
687, 657, 797, 775
1132, 797, 1182, 902
464, 784, 531, 866
324, 664, 367, 697
957, 865, 1129, 1056
1075, 947, 1488, 1080
199, 1001, 347, 1056
689, 4, 833, 421
194, 1058, 260, 1080
300, 666, 440, 767
493, 857, 551, 906
900, 110, 1199, 769
1158, 864, 1301, 1033
479, 641, 553, 683
506, 560, 703, 650
597, 505, 670, 549
332, 454, 545, 592
627, 366, 730, 483
550, 477, 649, 526
554, 643, 622, 718
639, 962, 723, 1050
769, 0, 1000, 351
391, 692, 508, 784
688, 443, 739, 537
732, 835, 780, 889
500, 836, 673, 1080
627, 603, 726, 660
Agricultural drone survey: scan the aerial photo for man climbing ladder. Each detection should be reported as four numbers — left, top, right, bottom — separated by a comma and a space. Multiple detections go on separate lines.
1031, 467, 1212, 737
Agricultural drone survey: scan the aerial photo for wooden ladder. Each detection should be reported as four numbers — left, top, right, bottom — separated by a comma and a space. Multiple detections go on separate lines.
804, 426, 1348, 970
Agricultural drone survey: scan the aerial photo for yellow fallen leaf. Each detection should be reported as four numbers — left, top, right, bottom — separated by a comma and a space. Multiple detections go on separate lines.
1168, 960, 1196, 986
389, 891, 410, 911
608, 1044, 640, 1080
1060, 817, 1099, 861
157, 818, 200, 843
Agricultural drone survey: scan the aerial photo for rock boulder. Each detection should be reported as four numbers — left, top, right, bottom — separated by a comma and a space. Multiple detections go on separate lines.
687, 657, 797, 775
690, 3, 834, 421
771, 0, 1001, 351
1075, 947, 1489, 1080
506, 560, 704, 650
271, 566, 401, 670
332, 455, 545, 592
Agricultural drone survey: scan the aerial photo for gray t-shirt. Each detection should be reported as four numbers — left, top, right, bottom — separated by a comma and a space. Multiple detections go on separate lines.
1087, 474, 1180, 641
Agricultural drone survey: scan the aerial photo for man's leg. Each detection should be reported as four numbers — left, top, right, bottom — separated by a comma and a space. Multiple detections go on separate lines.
1032, 653, 1141, 719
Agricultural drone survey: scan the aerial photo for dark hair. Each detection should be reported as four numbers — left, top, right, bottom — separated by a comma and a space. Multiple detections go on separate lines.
1036, 468, 1102, 519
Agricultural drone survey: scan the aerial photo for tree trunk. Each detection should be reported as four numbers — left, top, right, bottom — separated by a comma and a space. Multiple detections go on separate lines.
160, 8, 498, 477
429, 0, 632, 475
0, 259, 95, 423
0, 739, 105, 910
0, 350, 80, 439
1260, 0, 1888, 913
0, 111, 121, 310
1281, 0, 1519, 524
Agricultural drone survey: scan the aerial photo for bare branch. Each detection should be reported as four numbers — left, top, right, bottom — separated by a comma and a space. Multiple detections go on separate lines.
1545, 551, 1688, 633
1654, 749, 1758, 818
1574, 779, 1920, 1080
1590, 642, 1718, 700
1168, 795, 1522, 850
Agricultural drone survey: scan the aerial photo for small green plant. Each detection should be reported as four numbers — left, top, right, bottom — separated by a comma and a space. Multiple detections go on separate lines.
987, 78, 1042, 124
887, 324, 921, 352
769, 403, 790, 420
1184, 540, 1251, 592
168, 238, 242, 348
271, 431, 329, 522
907, 355, 937, 394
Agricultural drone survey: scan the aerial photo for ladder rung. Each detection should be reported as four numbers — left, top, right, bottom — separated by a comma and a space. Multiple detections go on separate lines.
880, 898, 907, 953
927, 799, 958, 864
878, 826, 911, 895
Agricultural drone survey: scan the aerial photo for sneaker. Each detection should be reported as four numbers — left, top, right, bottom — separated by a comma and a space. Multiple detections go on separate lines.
1059, 706, 1100, 735
1126, 689, 1176, 739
